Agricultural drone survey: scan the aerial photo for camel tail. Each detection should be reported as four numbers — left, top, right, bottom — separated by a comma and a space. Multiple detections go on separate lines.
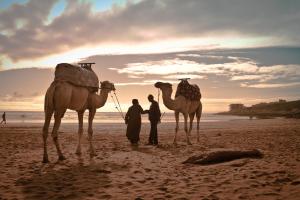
196, 101, 202, 119
44, 81, 56, 114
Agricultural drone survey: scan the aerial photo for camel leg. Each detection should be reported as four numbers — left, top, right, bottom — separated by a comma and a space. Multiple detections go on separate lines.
196, 103, 202, 142
173, 111, 179, 145
52, 110, 66, 161
184, 113, 192, 145
188, 112, 195, 136
76, 111, 84, 155
88, 108, 96, 157
42, 110, 53, 163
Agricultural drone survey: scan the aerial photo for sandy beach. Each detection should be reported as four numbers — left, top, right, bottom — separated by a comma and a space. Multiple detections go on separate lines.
0, 118, 299, 200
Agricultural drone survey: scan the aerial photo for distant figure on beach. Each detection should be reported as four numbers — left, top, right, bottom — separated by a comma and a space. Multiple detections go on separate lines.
144, 94, 161, 145
0, 112, 6, 124
125, 99, 146, 146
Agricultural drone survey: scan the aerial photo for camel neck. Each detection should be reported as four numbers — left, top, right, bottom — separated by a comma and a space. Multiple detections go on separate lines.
161, 90, 179, 110
95, 89, 109, 108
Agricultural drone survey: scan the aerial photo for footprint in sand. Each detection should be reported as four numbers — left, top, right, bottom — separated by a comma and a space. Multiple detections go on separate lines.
291, 179, 300, 185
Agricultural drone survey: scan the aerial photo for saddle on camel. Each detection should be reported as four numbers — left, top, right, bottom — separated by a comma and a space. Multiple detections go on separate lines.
175, 78, 201, 101
54, 62, 99, 93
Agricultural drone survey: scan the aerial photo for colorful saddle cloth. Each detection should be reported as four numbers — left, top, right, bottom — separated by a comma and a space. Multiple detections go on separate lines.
54, 63, 99, 92
175, 80, 201, 101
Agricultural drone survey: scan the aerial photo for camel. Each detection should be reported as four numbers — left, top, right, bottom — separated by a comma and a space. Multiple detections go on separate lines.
154, 82, 202, 145
42, 80, 115, 163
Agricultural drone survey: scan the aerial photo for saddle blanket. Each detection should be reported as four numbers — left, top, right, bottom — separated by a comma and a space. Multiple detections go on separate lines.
54, 63, 99, 92
175, 80, 201, 101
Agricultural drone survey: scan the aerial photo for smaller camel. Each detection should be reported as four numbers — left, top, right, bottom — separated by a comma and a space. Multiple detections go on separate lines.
42, 81, 115, 163
155, 82, 202, 144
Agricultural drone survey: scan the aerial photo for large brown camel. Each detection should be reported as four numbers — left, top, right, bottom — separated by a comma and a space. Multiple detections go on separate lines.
155, 82, 202, 145
42, 81, 115, 163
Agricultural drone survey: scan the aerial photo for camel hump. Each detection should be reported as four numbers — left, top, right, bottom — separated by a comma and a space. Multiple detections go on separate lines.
54, 63, 99, 92
175, 80, 201, 101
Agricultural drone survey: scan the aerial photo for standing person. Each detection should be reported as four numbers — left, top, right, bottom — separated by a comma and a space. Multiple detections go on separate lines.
0, 112, 6, 124
145, 95, 161, 145
125, 99, 146, 146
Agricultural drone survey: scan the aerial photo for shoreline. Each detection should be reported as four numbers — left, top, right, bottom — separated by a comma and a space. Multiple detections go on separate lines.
0, 118, 276, 133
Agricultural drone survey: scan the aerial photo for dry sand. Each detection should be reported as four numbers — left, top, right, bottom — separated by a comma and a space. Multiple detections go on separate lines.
0, 118, 299, 199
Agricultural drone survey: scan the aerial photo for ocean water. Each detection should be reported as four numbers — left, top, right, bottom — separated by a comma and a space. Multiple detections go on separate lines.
3, 111, 249, 124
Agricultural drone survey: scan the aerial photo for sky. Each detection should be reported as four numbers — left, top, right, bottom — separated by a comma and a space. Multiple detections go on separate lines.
0, 0, 300, 113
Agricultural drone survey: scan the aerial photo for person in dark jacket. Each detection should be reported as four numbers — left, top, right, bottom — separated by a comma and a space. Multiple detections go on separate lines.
144, 95, 161, 145
125, 99, 146, 145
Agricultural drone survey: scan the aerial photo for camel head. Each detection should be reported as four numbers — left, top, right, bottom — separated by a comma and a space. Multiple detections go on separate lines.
100, 81, 115, 92
154, 82, 173, 94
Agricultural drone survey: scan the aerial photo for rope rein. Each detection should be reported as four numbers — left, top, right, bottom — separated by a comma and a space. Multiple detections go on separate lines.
157, 88, 165, 121
113, 91, 125, 119
110, 92, 125, 120
158, 88, 160, 105
99, 85, 124, 120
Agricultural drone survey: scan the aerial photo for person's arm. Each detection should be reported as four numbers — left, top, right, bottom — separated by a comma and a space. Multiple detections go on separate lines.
157, 104, 161, 117
125, 108, 131, 124
142, 109, 149, 114
139, 105, 148, 114
155, 102, 161, 122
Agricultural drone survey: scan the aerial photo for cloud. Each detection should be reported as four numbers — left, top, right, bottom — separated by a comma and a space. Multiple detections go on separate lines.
110, 55, 300, 90
1, 0, 300, 62
111, 58, 259, 77
0, 67, 53, 95
241, 82, 300, 88
177, 53, 225, 60
230, 74, 276, 82
0, 94, 44, 111
231, 75, 263, 81
258, 65, 300, 76
111, 58, 260, 76
163, 74, 206, 80
128, 74, 143, 79
111, 59, 206, 75
115, 79, 177, 86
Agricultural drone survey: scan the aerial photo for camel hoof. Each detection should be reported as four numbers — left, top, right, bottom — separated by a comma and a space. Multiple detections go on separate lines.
75, 150, 82, 155
90, 153, 97, 158
90, 154, 97, 158
59, 155, 66, 161
42, 157, 49, 163
89, 150, 97, 157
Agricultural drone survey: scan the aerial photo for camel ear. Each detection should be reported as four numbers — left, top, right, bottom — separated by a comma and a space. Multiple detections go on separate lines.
154, 82, 161, 88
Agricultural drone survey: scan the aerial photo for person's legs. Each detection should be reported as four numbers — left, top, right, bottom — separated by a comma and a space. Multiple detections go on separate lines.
131, 136, 139, 144
148, 123, 154, 144
152, 121, 158, 145
130, 138, 139, 147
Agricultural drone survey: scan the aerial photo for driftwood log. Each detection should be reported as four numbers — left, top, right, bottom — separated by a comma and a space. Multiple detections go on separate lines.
183, 149, 263, 165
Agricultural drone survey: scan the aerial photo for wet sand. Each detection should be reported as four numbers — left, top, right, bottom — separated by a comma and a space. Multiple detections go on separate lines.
0, 118, 299, 199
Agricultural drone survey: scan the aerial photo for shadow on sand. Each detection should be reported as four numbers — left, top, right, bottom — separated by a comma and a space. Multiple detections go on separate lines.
16, 159, 112, 200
